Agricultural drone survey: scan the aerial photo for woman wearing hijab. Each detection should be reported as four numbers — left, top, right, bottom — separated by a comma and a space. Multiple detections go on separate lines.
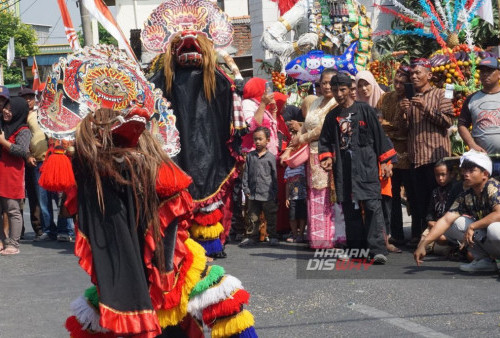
355, 70, 385, 107
0, 97, 32, 255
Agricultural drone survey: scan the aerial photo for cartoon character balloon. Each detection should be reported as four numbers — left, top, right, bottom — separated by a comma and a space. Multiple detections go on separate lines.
285, 41, 358, 83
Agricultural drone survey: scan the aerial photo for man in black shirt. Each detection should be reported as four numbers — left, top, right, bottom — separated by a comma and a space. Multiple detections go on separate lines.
318, 73, 396, 264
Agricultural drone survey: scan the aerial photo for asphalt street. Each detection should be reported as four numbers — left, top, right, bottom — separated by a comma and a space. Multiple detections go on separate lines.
1, 209, 499, 337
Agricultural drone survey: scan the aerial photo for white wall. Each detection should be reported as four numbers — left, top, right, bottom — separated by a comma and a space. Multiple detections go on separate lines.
250, 0, 279, 78
224, 0, 249, 17
115, 0, 162, 40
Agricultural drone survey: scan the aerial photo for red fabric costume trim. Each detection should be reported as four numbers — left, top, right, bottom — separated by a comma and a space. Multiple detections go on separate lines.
65, 316, 115, 338
202, 289, 250, 327
99, 303, 161, 338
74, 223, 97, 285
144, 190, 194, 310
318, 152, 334, 161
193, 209, 223, 226
64, 185, 78, 216
378, 148, 397, 163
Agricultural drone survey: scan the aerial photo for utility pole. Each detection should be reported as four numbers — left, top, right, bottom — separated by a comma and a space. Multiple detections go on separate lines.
78, 0, 94, 46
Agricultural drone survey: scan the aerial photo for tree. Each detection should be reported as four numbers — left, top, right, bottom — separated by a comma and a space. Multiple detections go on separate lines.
0, 10, 39, 84
77, 23, 118, 47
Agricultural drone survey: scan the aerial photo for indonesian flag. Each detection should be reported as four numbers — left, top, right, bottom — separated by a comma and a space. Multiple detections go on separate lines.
57, 0, 81, 51
81, 0, 137, 62
32, 56, 40, 95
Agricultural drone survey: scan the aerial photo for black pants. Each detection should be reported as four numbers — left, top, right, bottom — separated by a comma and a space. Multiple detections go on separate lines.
246, 200, 277, 240
390, 168, 415, 241
24, 164, 43, 236
229, 177, 246, 238
410, 163, 437, 238
342, 199, 387, 256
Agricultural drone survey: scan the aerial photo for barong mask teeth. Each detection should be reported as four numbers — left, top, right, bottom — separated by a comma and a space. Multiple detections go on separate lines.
174, 30, 203, 67
110, 106, 151, 148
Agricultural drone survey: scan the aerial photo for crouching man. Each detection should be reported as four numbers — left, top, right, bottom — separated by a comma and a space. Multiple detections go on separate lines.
414, 150, 500, 272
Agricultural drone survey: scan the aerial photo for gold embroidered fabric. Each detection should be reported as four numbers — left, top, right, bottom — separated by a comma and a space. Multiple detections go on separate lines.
299, 96, 337, 190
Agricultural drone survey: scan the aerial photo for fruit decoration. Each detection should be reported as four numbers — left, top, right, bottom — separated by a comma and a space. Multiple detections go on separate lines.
368, 51, 406, 87
272, 71, 287, 92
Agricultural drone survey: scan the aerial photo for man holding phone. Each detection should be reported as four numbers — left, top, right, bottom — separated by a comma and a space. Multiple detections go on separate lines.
400, 58, 455, 245
377, 66, 416, 245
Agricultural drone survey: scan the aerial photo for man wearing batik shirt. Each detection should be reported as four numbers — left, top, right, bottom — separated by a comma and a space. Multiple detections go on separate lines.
401, 58, 454, 243
319, 73, 396, 264
458, 57, 500, 155
414, 150, 500, 273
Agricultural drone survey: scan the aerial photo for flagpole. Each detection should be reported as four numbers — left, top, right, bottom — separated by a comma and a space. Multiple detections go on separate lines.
79, 0, 94, 46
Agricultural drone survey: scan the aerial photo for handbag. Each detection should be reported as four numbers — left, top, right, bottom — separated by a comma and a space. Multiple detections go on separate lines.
285, 144, 310, 168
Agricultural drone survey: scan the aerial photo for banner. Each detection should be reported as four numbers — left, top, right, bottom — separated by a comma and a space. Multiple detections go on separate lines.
81, 0, 137, 61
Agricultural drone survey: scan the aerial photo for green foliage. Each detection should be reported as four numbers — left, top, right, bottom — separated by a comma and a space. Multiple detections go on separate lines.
77, 23, 118, 47
0, 10, 39, 84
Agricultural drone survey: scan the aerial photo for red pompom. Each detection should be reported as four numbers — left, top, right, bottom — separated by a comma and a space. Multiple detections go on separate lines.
202, 289, 250, 326
65, 316, 115, 338
193, 209, 223, 226
38, 148, 76, 192
156, 162, 192, 198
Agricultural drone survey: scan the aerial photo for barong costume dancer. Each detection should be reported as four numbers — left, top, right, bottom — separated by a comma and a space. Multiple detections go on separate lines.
144, 0, 245, 258
37, 45, 256, 338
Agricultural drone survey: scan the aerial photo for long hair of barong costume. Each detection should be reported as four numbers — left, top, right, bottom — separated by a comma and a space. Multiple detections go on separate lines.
143, 0, 247, 259
37, 45, 256, 338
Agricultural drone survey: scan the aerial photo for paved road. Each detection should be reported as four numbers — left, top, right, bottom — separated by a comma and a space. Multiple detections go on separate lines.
1, 210, 499, 337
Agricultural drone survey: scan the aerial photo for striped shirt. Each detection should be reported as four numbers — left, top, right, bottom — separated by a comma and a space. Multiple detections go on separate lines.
406, 87, 454, 167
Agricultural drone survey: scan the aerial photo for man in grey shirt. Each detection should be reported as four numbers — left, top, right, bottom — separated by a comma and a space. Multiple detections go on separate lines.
240, 127, 279, 247
459, 57, 500, 155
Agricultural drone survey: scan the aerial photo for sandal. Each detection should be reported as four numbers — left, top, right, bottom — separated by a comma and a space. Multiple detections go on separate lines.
286, 236, 297, 243
387, 244, 402, 253
1, 246, 20, 255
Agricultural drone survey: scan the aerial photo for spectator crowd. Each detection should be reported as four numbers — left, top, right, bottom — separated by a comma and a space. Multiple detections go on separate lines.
1, 57, 499, 274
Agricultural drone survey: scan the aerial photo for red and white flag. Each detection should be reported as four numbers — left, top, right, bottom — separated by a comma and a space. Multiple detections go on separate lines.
81, 0, 137, 62
32, 56, 40, 95
57, 0, 81, 51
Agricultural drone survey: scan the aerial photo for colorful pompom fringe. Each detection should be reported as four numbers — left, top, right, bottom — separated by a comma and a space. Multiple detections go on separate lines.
198, 238, 224, 256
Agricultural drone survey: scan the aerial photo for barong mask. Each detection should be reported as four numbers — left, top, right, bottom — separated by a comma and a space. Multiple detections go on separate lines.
38, 45, 180, 155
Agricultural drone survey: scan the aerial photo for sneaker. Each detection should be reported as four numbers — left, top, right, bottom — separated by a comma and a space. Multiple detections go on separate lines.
34, 233, 52, 242
57, 234, 73, 242
459, 258, 498, 273
372, 254, 388, 265
268, 238, 279, 246
239, 238, 257, 247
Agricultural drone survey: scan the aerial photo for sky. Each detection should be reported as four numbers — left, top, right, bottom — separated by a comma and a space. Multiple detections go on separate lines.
19, 0, 114, 46
19, 0, 83, 45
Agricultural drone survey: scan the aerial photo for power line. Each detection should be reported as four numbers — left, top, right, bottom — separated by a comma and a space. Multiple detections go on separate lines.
21, 0, 40, 15
1, 0, 22, 11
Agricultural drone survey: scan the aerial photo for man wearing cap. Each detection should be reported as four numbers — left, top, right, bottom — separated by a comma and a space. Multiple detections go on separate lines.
19, 87, 44, 238
319, 73, 396, 264
401, 58, 455, 245
458, 57, 500, 156
414, 150, 500, 272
